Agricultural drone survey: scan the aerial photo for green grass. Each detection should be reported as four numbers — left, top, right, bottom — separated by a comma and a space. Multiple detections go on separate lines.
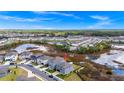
56, 74, 68, 79
31, 62, 38, 66
56, 72, 73, 79
0, 67, 30, 81
46, 69, 55, 73
40, 65, 47, 69
0, 67, 20, 81
73, 64, 81, 71
56, 72, 81, 81
55, 64, 82, 80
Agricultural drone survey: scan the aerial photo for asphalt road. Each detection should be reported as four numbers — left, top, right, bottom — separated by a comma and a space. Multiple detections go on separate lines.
0, 65, 10, 69
0, 64, 58, 81
19, 64, 58, 81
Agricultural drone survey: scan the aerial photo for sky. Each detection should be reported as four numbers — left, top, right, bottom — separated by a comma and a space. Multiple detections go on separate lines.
0, 11, 124, 29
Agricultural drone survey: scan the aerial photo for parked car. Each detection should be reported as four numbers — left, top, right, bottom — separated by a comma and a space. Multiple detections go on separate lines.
48, 75, 53, 78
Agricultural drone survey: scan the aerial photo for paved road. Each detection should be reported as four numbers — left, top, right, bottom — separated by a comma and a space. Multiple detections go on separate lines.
18, 64, 58, 81
0, 65, 10, 69
0, 64, 60, 81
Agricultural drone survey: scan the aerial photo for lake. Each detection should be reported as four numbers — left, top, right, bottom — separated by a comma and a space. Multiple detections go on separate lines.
112, 69, 124, 76
87, 50, 124, 76
15, 44, 48, 54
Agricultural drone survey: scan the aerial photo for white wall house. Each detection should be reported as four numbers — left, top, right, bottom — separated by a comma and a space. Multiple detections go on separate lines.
5, 51, 18, 62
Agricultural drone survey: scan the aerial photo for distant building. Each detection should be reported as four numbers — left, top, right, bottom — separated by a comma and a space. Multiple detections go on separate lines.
55, 42, 68, 46
70, 46, 77, 51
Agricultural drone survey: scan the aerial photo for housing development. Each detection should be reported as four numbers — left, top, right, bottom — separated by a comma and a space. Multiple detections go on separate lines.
0, 30, 124, 81
1, 11, 124, 81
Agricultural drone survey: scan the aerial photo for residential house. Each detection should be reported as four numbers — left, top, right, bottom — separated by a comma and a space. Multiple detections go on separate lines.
48, 57, 64, 70
5, 50, 18, 62
0, 54, 4, 63
56, 62, 74, 74
37, 55, 52, 65
31, 54, 52, 65
19, 51, 32, 60
48, 57, 74, 74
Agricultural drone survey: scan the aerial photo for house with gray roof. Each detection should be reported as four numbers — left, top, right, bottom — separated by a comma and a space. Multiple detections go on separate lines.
56, 62, 74, 74
48, 57, 64, 70
19, 51, 32, 60
48, 57, 74, 74
37, 55, 52, 65
31, 54, 52, 65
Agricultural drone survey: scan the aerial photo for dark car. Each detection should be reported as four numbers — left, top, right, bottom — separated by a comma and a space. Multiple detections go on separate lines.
10, 63, 15, 65
48, 75, 53, 78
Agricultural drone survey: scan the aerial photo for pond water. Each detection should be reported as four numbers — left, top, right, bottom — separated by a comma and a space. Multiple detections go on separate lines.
15, 44, 48, 54
86, 50, 124, 76
112, 69, 124, 76
89, 50, 124, 68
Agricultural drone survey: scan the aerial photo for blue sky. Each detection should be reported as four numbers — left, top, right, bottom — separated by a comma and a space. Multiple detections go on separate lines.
0, 11, 124, 29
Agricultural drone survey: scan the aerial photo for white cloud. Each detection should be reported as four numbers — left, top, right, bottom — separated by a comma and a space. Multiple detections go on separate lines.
87, 15, 112, 29
87, 21, 111, 29
0, 15, 53, 22
90, 15, 109, 21
33, 11, 82, 19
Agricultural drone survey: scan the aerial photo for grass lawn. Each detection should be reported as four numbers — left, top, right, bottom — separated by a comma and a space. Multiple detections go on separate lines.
0, 67, 27, 81
56, 71, 82, 81
56, 64, 82, 81
46, 69, 55, 73
40, 65, 47, 69
31, 62, 38, 66
56, 74, 68, 79
73, 64, 82, 71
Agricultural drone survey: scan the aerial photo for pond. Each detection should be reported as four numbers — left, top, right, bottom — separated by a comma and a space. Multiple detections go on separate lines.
86, 50, 124, 76
15, 44, 48, 54
112, 69, 124, 76
88, 50, 124, 68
